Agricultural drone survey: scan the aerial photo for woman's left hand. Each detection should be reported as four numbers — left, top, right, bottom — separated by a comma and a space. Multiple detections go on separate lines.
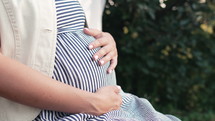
83, 28, 118, 74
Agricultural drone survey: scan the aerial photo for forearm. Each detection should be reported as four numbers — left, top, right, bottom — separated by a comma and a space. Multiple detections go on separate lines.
0, 53, 95, 114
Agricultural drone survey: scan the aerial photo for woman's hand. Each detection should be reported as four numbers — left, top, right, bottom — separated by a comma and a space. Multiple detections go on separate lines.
83, 28, 118, 74
86, 86, 122, 116
0, 53, 121, 116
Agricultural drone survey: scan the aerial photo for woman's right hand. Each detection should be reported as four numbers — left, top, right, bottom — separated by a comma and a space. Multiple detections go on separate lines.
86, 86, 122, 116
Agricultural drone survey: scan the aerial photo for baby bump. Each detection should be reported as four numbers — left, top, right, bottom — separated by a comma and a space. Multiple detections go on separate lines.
53, 30, 116, 92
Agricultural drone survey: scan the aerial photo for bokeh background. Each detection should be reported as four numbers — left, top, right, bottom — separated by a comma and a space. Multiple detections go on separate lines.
103, 0, 215, 121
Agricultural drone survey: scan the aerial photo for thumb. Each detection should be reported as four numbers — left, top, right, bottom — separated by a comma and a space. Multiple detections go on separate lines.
114, 86, 121, 94
83, 28, 102, 37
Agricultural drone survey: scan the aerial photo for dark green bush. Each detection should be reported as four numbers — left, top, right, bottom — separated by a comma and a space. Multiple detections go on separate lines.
103, 0, 215, 120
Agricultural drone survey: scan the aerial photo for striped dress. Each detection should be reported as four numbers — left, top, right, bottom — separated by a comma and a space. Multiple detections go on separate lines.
34, 0, 181, 121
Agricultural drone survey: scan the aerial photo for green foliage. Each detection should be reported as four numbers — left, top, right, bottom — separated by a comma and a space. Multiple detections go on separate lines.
182, 111, 215, 121
103, 0, 215, 120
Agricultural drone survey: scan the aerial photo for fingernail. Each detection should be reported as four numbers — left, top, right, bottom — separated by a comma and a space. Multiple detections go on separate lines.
88, 45, 93, 49
84, 28, 89, 31
100, 60, 104, 65
108, 70, 112, 74
94, 55, 98, 60
117, 86, 121, 90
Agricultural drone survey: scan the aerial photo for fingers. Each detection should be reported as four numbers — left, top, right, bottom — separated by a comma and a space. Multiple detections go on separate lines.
115, 96, 123, 110
113, 87, 122, 110
93, 46, 115, 63
107, 56, 118, 74
99, 52, 117, 74
84, 28, 118, 72
113, 85, 121, 94
92, 44, 117, 73
110, 85, 122, 110
95, 85, 122, 113
103, 85, 121, 94
88, 38, 108, 50
83, 28, 102, 38
112, 98, 122, 111
88, 33, 112, 50
86, 30, 113, 50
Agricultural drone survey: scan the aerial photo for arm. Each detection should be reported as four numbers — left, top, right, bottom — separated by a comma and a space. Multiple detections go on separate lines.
84, 28, 118, 74
0, 53, 122, 115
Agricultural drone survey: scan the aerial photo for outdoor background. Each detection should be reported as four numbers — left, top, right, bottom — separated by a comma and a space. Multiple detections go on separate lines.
103, 0, 215, 121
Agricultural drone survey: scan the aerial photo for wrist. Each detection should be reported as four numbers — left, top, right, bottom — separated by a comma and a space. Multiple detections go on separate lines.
83, 93, 103, 116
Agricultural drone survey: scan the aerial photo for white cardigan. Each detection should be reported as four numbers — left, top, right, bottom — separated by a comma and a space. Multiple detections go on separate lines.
79, 0, 106, 30
0, 0, 107, 120
0, 0, 57, 120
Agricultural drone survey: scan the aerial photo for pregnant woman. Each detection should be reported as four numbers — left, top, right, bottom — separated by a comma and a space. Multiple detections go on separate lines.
0, 0, 180, 121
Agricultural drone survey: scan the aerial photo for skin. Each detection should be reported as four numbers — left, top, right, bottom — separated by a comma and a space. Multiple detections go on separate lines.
84, 28, 118, 74
0, 54, 122, 116
0, 29, 122, 116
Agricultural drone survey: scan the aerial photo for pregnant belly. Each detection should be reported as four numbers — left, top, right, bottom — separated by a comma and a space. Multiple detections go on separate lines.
53, 30, 116, 92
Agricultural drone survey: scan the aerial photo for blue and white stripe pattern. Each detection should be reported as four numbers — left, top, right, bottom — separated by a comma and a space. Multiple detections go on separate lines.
34, 0, 181, 120
55, 0, 116, 92
56, 0, 85, 33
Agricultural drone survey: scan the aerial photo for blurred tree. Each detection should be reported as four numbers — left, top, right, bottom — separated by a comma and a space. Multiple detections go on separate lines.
103, 0, 215, 120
